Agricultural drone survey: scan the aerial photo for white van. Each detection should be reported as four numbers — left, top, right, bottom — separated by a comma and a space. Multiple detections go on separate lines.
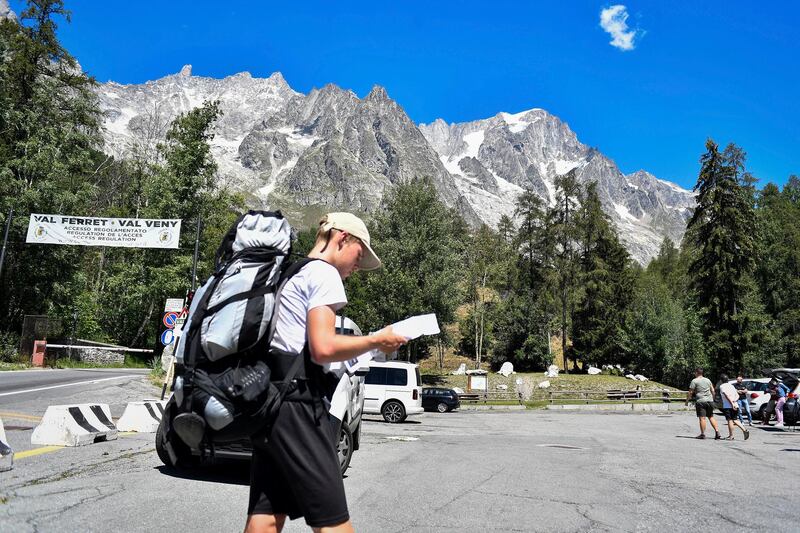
362, 360, 423, 423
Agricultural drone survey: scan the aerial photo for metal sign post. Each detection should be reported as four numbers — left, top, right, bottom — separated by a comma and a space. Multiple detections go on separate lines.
190, 214, 202, 292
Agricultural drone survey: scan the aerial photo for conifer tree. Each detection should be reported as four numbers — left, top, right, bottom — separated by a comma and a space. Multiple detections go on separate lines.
686, 140, 757, 373
549, 170, 581, 371
572, 183, 633, 367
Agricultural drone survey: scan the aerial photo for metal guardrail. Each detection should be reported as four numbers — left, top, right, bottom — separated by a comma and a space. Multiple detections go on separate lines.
540, 389, 687, 404
457, 389, 688, 405
458, 391, 525, 405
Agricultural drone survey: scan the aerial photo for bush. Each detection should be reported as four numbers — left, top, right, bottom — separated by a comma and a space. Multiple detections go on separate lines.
0, 330, 21, 363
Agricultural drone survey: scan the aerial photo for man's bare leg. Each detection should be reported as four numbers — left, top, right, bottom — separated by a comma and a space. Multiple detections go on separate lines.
708, 416, 720, 434
244, 513, 287, 533
313, 519, 355, 533
698, 417, 707, 436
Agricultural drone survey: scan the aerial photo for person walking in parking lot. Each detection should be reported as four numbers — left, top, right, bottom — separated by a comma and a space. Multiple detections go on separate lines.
733, 375, 753, 425
718, 374, 750, 440
244, 213, 407, 533
686, 368, 721, 440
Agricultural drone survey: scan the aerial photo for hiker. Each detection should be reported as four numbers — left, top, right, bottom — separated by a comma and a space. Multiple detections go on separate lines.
733, 375, 753, 425
686, 368, 721, 440
245, 213, 408, 533
718, 374, 750, 440
762, 379, 789, 427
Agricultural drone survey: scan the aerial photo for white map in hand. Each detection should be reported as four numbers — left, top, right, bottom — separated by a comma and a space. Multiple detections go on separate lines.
331, 313, 441, 376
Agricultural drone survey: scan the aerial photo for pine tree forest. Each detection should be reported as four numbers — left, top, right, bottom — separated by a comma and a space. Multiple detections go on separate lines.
1, 3, 798, 388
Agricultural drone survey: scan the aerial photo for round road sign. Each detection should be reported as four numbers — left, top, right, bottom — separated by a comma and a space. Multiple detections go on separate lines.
160, 329, 175, 346
163, 312, 179, 329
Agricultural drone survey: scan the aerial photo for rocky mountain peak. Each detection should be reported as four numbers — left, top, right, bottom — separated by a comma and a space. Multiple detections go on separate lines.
94, 69, 694, 263
365, 85, 390, 102
0, 0, 16, 21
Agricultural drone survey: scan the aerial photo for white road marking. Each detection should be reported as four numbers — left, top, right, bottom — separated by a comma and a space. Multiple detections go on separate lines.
0, 375, 140, 397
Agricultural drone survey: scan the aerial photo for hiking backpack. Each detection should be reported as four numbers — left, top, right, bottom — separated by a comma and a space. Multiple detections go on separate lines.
171, 210, 313, 447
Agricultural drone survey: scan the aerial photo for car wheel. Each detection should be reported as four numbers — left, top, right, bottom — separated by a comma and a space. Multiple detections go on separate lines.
382, 400, 406, 423
337, 423, 354, 475
155, 415, 193, 468
759, 405, 768, 422
436, 402, 449, 413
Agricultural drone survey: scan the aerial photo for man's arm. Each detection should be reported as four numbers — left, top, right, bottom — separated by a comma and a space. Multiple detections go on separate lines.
307, 305, 407, 364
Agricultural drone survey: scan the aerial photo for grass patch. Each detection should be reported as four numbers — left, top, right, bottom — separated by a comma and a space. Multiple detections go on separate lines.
0, 361, 30, 371
148, 356, 167, 388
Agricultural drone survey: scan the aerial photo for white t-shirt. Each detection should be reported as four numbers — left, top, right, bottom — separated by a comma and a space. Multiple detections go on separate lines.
720, 382, 738, 409
271, 260, 347, 356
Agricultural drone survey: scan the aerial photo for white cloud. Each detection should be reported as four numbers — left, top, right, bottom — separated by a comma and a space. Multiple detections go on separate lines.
599, 5, 644, 51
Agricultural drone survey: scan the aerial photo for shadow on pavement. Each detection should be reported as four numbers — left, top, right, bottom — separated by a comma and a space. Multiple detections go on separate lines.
362, 417, 422, 425
155, 461, 250, 485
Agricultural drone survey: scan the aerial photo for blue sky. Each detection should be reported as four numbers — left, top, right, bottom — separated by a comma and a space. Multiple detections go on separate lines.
10, 1, 799, 189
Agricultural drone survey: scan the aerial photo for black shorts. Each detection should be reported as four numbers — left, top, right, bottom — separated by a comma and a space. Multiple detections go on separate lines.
695, 401, 714, 418
723, 407, 738, 420
248, 400, 349, 528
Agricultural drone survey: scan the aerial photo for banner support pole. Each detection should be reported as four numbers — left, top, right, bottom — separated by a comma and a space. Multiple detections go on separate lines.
190, 214, 202, 292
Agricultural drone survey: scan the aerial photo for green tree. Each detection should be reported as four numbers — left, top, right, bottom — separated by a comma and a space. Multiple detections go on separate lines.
344, 178, 465, 362
0, 0, 104, 331
92, 102, 243, 347
572, 183, 634, 367
686, 140, 757, 373
549, 169, 582, 371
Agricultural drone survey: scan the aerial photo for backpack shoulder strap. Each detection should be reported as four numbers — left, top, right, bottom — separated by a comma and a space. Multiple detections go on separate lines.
265, 258, 320, 347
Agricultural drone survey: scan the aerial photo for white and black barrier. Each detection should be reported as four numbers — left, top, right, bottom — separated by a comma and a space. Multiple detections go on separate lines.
31, 404, 118, 446
0, 417, 13, 472
117, 400, 167, 433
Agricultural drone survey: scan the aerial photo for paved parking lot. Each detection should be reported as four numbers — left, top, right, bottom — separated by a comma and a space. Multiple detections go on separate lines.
2, 385, 799, 532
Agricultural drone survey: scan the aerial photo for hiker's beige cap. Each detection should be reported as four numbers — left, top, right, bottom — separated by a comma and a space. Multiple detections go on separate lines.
321, 212, 381, 271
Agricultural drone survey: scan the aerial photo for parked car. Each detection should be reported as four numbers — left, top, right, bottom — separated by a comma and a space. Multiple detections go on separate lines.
713, 378, 772, 419
362, 360, 424, 423
422, 387, 460, 413
156, 316, 367, 475
765, 368, 800, 426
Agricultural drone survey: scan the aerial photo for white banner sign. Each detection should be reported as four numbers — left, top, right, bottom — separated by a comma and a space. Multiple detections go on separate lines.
26, 214, 181, 249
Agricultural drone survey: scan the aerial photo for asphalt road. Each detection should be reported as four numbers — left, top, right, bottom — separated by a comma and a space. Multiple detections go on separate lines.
1, 375, 799, 532
1, 368, 150, 400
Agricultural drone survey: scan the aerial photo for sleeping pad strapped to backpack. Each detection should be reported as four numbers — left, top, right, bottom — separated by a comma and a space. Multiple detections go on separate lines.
170, 210, 318, 448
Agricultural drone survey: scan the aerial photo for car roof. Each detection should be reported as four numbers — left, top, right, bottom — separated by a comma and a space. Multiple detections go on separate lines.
335, 315, 362, 336
368, 360, 418, 368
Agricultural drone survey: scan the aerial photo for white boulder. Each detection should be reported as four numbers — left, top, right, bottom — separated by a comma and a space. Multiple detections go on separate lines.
452, 363, 467, 375
538, 380, 551, 389
546, 364, 560, 378
625, 374, 636, 380
496, 384, 508, 391
587, 366, 602, 375
497, 362, 515, 377
635, 374, 649, 382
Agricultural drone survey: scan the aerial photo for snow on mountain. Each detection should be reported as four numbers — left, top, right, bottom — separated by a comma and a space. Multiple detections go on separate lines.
419, 110, 695, 262
96, 69, 694, 263
0, 0, 16, 21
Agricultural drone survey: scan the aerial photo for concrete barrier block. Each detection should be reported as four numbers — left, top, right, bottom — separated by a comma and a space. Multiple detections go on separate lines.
0, 418, 13, 472
117, 400, 167, 432
31, 404, 118, 446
